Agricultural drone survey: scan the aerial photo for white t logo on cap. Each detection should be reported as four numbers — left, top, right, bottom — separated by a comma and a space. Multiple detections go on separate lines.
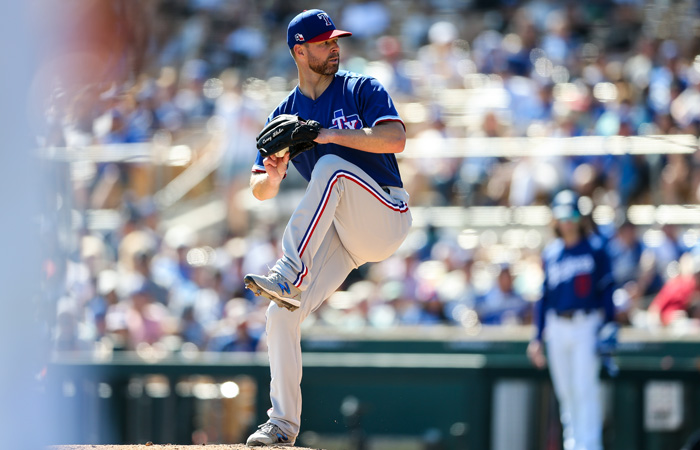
317, 13, 332, 26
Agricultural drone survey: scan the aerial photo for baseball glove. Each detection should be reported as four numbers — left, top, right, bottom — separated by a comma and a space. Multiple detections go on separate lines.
597, 322, 620, 377
596, 322, 619, 356
256, 114, 321, 160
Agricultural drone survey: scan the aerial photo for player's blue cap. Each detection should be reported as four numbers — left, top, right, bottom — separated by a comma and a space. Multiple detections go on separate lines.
551, 189, 580, 221
287, 9, 352, 49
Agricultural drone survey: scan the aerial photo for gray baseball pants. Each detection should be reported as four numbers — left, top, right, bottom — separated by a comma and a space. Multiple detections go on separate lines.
266, 154, 412, 437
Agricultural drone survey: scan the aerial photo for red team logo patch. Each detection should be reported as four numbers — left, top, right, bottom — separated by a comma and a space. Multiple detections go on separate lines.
573, 273, 592, 298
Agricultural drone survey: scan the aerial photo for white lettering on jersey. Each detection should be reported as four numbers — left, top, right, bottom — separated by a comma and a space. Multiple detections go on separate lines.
547, 254, 595, 289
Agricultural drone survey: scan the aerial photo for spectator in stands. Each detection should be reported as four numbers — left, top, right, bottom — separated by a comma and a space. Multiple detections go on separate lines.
207, 298, 260, 352
648, 252, 700, 328
417, 20, 468, 90
132, 249, 169, 305
154, 67, 186, 132
180, 305, 207, 349
191, 266, 228, 332
605, 220, 663, 325
220, 318, 260, 352
653, 223, 688, 279
411, 115, 461, 206
458, 111, 509, 206
341, 0, 390, 40
124, 284, 170, 350
475, 264, 530, 325
374, 36, 414, 100
152, 226, 197, 309
175, 59, 214, 123
86, 269, 120, 342
660, 153, 693, 204
417, 295, 449, 325
441, 256, 478, 324
606, 220, 663, 295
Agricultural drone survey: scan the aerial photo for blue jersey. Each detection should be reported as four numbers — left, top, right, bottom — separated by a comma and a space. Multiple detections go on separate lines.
252, 70, 404, 187
535, 236, 615, 340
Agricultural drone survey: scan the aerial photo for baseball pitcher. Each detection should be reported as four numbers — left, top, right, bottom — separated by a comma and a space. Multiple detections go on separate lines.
243, 9, 412, 446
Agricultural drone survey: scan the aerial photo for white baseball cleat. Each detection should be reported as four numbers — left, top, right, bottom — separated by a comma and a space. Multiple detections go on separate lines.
244, 271, 301, 311
246, 422, 296, 446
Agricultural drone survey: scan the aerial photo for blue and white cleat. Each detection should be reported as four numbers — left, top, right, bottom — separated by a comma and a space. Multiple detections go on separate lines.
246, 422, 296, 446
244, 271, 301, 311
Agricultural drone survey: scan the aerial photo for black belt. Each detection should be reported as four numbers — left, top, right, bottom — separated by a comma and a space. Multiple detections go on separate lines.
556, 309, 594, 319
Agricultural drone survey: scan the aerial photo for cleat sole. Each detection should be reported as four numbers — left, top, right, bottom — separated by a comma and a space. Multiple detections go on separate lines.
244, 277, 300, 312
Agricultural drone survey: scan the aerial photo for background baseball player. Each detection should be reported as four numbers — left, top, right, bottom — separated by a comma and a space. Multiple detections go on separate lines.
243, 9, 412, 446
527, 190, 617, 450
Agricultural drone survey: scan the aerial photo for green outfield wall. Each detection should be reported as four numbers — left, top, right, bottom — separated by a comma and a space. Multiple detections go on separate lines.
48, 326, 700, 450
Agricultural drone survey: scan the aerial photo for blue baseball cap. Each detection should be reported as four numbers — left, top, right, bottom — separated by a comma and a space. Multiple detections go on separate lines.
287, 9, 352, 49
551, 189, 581, 221
552, 204, 580, 221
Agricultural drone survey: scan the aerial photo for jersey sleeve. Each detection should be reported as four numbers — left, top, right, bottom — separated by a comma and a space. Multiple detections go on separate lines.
357, 77, 405, 129
251, 151, 265, 174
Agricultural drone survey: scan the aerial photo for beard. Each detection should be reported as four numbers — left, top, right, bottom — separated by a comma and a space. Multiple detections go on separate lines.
308, 53, 339, 76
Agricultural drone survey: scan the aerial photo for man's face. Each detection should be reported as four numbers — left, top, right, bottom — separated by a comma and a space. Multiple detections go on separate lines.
557, 217, 580, 239
498, 270, 513, 292
304, 38, 340, 75
618, 224, 636, 246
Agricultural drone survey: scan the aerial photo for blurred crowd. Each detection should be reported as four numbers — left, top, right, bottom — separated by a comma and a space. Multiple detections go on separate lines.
44, 0, 700, 355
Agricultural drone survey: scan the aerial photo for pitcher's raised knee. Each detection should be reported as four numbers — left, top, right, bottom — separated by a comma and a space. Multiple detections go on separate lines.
310, 154, 348, 180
